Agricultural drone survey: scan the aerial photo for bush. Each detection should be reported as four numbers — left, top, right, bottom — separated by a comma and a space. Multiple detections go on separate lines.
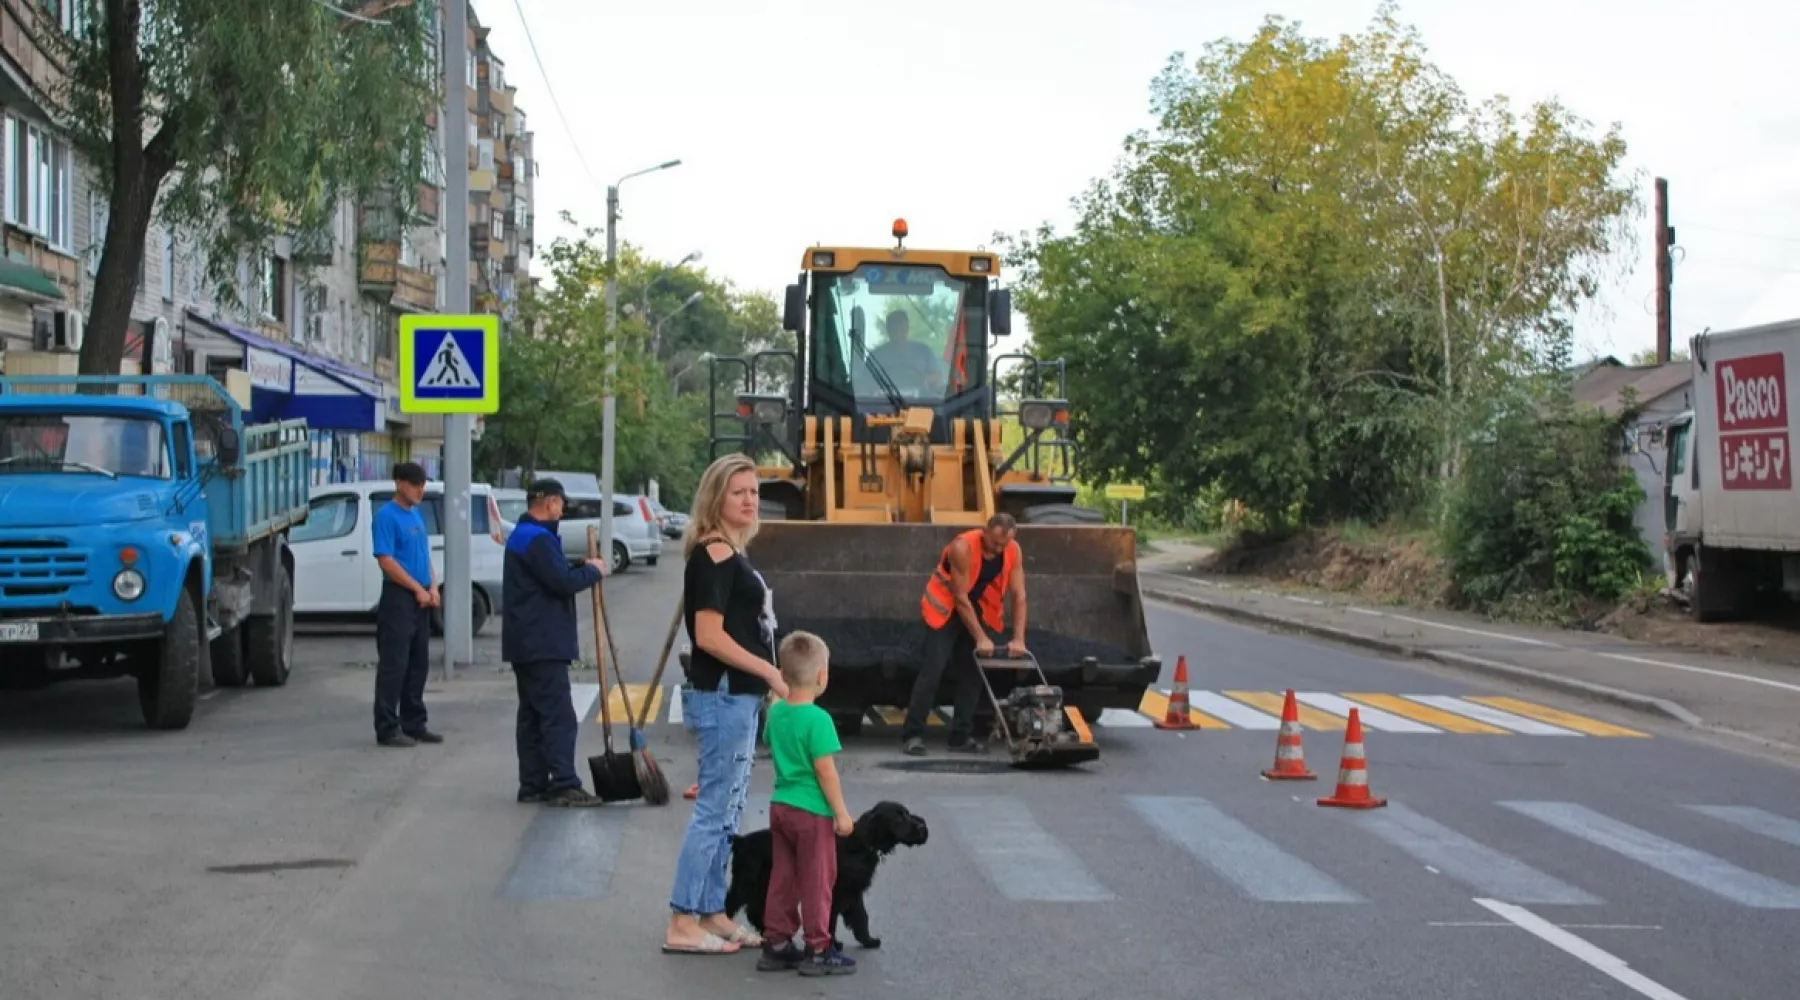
1442, 396, 1651, 612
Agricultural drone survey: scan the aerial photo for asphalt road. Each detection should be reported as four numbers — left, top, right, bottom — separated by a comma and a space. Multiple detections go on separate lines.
3, 560, 1799, 1000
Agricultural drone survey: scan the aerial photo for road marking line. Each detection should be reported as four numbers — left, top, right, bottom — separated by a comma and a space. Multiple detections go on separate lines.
1686, 805, 1800, 848
1345, 694, 1511, 734
571, 683, 600, 724
1595, 652, 1800, 694
1349, 804, 1599, 904
1407, 696, 1581, 736
1136, 690, 1231, 728
933, 796, 1115, 902
666, 687, 682, 726
1225, 690, 1344, 730
1501, 801, 1800, 909
1472, 899, 1690, 1000
1097, 708, 1154, 727
1381, 612, 1559, 646
498, 808, 627, 902
1467, 696, 1649, 738
1188, 691, 1282, 729
598, 684, 662, 726
1127, 795, 1362, 903
1297, 692, 1442, 733
867, 706, 945, 727
1430, 921, 1662, 930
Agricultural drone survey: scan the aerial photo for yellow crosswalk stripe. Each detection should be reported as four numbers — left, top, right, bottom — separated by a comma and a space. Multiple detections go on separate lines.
1136, 690, 1232, 729
1465, 696, 1650, 738
1343, 694, 1512, 734
1225, 690, 1344, 730
598, 684, 662, 725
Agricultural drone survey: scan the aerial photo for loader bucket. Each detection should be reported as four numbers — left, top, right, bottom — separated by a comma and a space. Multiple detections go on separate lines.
743, 521, 1161, 725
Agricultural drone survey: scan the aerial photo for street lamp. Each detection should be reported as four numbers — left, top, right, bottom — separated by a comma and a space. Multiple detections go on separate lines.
602, 158, 682, 569
671, 349, 716, 397
644, 252, 704, 356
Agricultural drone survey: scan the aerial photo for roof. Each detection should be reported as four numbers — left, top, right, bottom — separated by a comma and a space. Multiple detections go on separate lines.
1569, 360, 1691, 416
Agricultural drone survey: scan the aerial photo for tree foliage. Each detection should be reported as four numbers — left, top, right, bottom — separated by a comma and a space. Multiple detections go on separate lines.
998, 3, 1640, 532
49, 0, 437, 376
474, 220, 789, 512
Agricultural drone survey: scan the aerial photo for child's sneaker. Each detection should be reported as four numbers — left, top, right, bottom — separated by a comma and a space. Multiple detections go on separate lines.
798, 946, 857, 976
756, 941, 805, 972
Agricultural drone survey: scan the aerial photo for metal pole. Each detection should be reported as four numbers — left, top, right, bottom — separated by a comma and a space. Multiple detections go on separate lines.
441, 0, 472, 674
600, 184, 619, 570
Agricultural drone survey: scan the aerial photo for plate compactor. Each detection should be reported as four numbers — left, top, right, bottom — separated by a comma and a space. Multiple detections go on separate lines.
975, 652, 1101, 769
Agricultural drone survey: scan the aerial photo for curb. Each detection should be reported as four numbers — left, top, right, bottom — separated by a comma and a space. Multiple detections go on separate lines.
1141, 586, 1704, 728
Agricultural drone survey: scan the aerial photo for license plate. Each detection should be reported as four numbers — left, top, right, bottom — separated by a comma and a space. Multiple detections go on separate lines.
0, 621, 40, 642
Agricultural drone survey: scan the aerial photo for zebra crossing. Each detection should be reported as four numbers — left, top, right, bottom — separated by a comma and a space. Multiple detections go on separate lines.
576, 683, 1650, 737
510, 788, 1800, 913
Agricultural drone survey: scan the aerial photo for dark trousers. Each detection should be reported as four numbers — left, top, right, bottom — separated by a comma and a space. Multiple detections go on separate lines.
513, 659, 580, 793
374, 581, 431, 739
901, 619, 987, 742
764, 802, 839, 953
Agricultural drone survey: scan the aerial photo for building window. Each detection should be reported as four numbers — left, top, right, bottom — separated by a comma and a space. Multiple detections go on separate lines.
161, 229, 175, 300
261, 255, 286, 322
43, 0, 88, 34
491, 212, 504, 241
6, 116, 74, 253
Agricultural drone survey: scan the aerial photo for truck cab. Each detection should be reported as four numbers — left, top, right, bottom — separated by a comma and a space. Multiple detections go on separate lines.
0, 375, 309, 728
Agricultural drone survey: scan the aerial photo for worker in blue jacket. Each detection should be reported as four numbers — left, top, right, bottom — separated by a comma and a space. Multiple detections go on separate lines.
503, 478, 609, 807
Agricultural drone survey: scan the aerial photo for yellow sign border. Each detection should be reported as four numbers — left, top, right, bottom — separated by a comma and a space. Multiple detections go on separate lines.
398, 314, 501, 414
1103, 483, 1147, 501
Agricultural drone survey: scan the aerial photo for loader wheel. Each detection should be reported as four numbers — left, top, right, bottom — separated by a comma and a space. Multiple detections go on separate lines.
831, 712, 865, 737
1020, 503, 1106, 526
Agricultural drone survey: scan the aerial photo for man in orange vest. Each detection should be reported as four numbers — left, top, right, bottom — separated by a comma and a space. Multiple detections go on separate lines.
900, 513, 1028, 756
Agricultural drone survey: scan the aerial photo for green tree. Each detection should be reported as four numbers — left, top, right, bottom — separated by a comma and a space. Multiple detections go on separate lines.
999, 4, 1638, 531
48, 0, 436, 377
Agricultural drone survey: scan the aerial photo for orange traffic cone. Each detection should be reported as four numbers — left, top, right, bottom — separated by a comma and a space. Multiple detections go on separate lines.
1260, 689, 1317, 780
1318, 707, 1387, 809
1153, 655, 1199, 730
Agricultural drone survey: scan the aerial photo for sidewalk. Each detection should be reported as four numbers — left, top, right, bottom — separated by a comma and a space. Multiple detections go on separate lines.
1139, 570, 1800, 755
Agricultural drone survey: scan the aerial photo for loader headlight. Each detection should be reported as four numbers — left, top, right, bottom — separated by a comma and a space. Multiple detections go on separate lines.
1018, 398, 1070, 431
969, 255, 992, 273
113, 569, 146, 602
736, 394, 788, 426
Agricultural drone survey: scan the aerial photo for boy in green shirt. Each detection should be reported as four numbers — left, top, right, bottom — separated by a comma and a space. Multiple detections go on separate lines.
756, 631, 857, 976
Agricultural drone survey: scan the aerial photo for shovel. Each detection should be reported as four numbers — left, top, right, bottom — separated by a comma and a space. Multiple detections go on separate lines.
584, 526, 641, 803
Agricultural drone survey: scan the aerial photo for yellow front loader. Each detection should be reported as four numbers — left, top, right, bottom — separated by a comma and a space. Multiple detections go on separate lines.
703, 221, 1161, 755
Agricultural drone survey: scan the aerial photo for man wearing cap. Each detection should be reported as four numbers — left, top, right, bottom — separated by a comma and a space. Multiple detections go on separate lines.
503, 478, 610, 807
371, 461, 441, 748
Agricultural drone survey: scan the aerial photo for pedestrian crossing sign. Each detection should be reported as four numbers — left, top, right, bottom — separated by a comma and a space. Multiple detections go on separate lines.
398, 314, 501, 414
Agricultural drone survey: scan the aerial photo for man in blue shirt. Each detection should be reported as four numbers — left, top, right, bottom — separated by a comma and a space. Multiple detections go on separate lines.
504, 478, 608, 806
372, 462, 441, 747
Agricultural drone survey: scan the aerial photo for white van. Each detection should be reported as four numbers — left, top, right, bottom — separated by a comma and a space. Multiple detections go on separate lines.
289, 480, 506, 635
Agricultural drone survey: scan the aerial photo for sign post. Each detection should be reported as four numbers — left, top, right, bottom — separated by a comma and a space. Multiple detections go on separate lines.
1103, 483, 1147, 526
399, 314, 501, 678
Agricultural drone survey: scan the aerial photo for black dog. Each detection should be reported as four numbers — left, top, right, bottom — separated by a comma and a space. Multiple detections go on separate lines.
724, 800, 929, 951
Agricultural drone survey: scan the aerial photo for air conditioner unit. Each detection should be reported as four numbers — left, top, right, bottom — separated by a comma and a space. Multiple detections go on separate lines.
52, 311, 84, 352
151, 316, 174, 371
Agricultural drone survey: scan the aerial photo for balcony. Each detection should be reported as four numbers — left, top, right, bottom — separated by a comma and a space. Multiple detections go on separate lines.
0, 1, 68, 98
417, 182, 439, 222
358, 241, 438, 314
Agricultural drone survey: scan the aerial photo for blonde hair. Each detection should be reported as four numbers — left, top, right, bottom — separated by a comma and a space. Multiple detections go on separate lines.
779, 630, 829, 687
683, 453, 761, 558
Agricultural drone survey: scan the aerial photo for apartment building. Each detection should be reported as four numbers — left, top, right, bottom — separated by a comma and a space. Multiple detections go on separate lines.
0, 0, 540, 485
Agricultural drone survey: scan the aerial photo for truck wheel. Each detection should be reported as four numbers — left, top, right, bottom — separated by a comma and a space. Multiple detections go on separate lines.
211, 627, 249, 688
139, 588, 201, 730
246, 569, 294, 688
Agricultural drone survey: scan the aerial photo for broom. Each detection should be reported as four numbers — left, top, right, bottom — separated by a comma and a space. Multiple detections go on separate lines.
585, 526, 640, 802
595, 558, 670, 805
631, 598, 686, 806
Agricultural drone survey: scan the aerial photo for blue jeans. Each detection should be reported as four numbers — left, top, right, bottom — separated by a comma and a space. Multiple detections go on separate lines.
669, 676, 763, 916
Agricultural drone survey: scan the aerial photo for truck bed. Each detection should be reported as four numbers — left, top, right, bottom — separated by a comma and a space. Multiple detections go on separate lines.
207, 419, 312, 551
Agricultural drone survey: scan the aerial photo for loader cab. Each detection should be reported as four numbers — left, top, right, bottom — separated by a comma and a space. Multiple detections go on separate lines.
781, 222, 1012, 441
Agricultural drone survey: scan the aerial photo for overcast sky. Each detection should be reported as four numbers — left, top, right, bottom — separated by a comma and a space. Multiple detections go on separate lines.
476, 0, 1800, 365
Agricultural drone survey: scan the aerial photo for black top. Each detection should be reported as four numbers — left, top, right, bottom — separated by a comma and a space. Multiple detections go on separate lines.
941, 541, 1007, 600
683, 537, 775, 698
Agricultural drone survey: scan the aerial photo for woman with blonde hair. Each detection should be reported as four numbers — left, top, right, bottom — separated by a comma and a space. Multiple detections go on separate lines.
663, 453, 790, 956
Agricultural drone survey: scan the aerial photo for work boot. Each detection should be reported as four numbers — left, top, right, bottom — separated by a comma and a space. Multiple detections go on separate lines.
543, 786, 605, 808
901, 737, 926, 757
405, 728, 444, 744
378, 733, 417, 748
517, 787, 547, 804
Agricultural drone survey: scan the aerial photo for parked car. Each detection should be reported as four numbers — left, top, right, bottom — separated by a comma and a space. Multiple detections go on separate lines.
288, 480, 506, 635
644, 493, 688, 538
555, 492, 665, 572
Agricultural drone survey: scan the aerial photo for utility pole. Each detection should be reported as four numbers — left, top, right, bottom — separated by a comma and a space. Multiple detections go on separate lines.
1655, 176, 1672, 365
600, 160, 681, 567
441, 0, 473, 674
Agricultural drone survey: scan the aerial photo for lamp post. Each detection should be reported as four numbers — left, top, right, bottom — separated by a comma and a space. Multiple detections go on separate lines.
601, 160, 681, 571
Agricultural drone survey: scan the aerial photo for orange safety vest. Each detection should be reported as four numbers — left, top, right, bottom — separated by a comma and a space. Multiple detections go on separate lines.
920, 529, 1019, 632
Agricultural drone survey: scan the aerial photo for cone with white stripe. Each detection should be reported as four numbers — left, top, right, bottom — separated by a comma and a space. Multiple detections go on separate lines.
1153, 655, 1199, 730
1317, 707, 1386, 809
1260, 689, 1317, 781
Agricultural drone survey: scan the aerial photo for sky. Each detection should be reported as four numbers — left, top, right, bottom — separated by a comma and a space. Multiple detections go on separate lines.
474, 0, 1800, 366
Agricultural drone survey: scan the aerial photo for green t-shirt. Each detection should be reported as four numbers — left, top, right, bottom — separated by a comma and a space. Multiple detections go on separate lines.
766, 699, 843, 818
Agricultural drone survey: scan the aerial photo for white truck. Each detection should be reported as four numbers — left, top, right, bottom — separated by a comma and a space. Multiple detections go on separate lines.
1662, 318, 1800, 621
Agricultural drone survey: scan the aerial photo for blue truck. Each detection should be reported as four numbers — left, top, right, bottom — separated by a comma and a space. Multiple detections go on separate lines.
0, 374, 311, 729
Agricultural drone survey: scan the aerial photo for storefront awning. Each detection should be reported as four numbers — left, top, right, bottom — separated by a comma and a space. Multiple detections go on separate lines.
185, 311, 387, 433
0, 256, 66, 304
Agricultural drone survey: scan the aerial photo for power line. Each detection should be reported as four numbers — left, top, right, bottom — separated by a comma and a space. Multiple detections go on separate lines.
1682, 223, 1800, 245
508, 0, 602, 194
